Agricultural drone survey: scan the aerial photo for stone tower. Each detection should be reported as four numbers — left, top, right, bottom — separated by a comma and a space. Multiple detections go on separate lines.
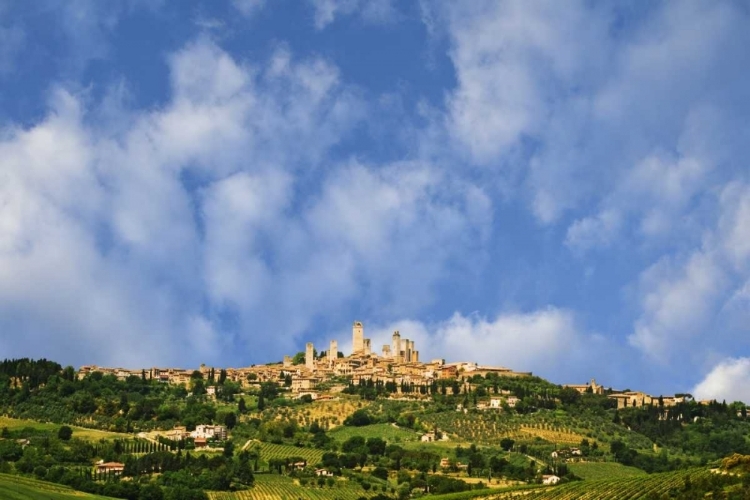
392, 331, 401, 361
329, 340, 338, 362
305, 342, 314, 370
352, 321, 364, 355
401, 339, 412, 362
363, 338, 371, 356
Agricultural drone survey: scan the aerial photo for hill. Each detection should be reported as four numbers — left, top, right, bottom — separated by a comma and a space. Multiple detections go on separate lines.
0, 473, 116, 500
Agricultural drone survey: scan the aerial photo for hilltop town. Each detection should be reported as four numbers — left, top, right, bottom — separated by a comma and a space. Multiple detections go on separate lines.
77, 321, 695, 411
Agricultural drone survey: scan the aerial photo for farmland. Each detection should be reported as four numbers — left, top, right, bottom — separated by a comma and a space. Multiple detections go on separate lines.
0, 473, 116, 500
207, 473, 376, 500
329, 423, 420, 443
0, 417, 127, 442
500, 468, 713, 499
245, 441, 326, 465
567, 462, 646, 481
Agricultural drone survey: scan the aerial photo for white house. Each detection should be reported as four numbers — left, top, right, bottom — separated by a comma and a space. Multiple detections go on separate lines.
190, 424, 227, 441
542, 475, 560, 485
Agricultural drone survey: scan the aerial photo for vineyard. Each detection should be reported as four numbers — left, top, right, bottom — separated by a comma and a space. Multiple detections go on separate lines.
0, 473, 115, 499
567, 462, 646, 481
207, 473, 376, 500
494, 468, 713, 499
246, 441, 325, 465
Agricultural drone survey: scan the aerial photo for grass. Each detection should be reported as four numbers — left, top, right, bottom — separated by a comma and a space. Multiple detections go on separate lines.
329, 423, 420, 443
0, 417, 127, 442
0, 473, 116, 499
567, 462, 647, 481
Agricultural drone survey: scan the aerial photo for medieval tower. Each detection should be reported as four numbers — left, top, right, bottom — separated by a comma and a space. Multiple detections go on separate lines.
328, 340, 338, 362
305, 342, 314, 370
352, 321, 364, 355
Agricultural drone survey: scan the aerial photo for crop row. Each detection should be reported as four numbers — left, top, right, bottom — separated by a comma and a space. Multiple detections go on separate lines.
208, 474, 373, 500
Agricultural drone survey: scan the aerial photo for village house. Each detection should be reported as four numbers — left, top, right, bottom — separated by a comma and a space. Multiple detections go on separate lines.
194, 437, 208, 448
96, 462, 125, 475
191, 424, 227, 441
542, 475, 561, 485
563, 378, 605, 395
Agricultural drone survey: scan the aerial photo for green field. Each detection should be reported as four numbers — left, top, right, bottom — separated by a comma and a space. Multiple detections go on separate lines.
328, 423, 420, 443
567, 462, 646, 481
0, 474, 116, 500
208, 473, 377, 500
0, 417, 128, 442
246, 442, 325, 465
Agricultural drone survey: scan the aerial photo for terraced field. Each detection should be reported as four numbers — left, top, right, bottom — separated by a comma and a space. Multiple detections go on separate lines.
208, 473, 376, 500
0, 473, 115, 499
329, 423, 420, 443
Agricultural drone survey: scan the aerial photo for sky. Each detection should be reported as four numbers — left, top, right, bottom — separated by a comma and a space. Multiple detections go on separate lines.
1, 1, 749, 402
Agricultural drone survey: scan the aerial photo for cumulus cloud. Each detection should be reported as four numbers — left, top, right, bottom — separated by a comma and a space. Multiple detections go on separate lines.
628, 182, 750, 362
693, 358, 750, 403
353, 308, 617, 382
0, 36, 495, 369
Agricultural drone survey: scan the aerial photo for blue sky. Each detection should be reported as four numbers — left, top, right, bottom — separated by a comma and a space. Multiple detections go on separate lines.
1, 0, 750, 402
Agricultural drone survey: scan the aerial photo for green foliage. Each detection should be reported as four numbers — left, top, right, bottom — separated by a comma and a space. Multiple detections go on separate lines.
57, 425, 72, 441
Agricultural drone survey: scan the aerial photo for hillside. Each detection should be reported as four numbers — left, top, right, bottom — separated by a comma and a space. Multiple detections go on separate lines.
0, 473, 117, 500
1, 358, 750, 499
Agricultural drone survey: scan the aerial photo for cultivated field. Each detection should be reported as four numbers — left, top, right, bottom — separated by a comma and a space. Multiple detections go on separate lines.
329, 423, 420, 443
244, 441, 325, 465
500, 468, 711, 499
255, 399, 361, 429
0, 417, 127, 442
567, 462, 646, 481
208, 473, 377, 500
0, 473, 116, 500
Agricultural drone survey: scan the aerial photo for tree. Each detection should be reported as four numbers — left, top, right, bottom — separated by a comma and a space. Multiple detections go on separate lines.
500, 438, 514, 451
57, 425, 73, 441
257, 393, 265, 411
292, 352, 306, 365
367, 437, 386, 456
224, 412, 237, 430
238, 398, 247, 414
223, 440, 235, 458
139, 483, 164, 500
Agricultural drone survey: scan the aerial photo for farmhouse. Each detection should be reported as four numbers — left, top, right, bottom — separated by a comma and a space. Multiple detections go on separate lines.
96, 462, 125, 475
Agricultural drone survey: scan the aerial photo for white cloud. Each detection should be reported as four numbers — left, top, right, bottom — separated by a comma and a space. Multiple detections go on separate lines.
231, 0, 266, 18
565, 209, 621, 252
628, 182, 750, 362
308, 0, 396, 30
629, 252, 726, 356
0, 37, 497, 368
693, 358, 750, 404
353, 308, 613, 382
